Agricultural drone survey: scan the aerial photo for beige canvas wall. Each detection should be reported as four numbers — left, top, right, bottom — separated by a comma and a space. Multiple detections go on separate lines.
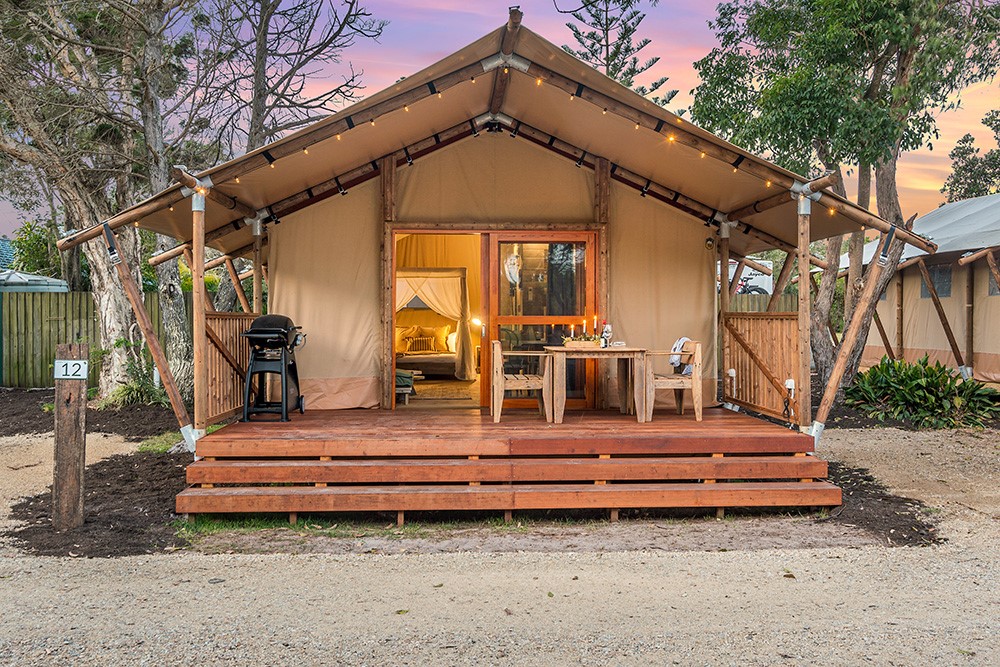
608, 180, 718, 409
270, 133, 720, 409
862, 264, 1000, 382
268, 179, 382, 409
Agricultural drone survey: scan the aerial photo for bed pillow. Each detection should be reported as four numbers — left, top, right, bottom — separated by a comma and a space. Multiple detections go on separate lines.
408, 336, 436, 353
416, 325, 451, 352
395, 326, 419, 353
447, 331, 458, 353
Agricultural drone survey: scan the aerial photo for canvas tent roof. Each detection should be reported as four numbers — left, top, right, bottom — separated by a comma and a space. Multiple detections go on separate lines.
59, 16, 932, 261
843, 193, 1000, 267
0, 269, 68, 292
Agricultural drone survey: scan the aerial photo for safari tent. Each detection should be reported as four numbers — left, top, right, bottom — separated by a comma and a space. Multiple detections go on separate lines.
849, 193, 1000, 382
59, 10, 933, 520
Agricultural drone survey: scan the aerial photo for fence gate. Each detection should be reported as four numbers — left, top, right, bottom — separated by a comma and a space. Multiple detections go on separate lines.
722, 312, 802, 423
204, 312, 256, 423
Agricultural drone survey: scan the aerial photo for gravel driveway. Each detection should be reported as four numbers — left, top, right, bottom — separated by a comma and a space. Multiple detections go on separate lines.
0, 426, 997, 666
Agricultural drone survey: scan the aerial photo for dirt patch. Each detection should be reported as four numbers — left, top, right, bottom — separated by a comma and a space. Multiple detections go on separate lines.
0, 387, 178, 440
3, 452, 190, 558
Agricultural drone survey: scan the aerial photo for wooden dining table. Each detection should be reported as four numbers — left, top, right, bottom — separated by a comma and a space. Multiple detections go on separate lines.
543, 346, 647, 424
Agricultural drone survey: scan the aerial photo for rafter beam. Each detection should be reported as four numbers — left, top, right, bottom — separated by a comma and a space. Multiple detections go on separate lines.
726, 172, 841, 221
957, 245, 1000, 266
488, 8, 522, 114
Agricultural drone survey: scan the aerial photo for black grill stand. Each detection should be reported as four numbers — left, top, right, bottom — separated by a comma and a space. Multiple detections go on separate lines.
241, 315, 305, 422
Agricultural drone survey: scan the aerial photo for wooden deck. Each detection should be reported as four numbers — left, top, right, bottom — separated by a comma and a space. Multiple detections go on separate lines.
177, 407, 841, 519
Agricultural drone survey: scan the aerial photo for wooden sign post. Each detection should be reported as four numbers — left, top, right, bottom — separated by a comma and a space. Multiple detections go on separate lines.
53, 343, 88, 531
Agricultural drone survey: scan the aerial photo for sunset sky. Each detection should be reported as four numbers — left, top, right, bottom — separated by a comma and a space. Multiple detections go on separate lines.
1, 0, 996, 239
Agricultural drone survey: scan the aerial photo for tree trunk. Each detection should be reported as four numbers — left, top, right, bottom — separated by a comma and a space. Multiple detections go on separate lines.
809, 145, 846, 384
844, 161, 871, 323
840, 153, 911, 387
213, 269, 240, 312
141, 3, 194, 404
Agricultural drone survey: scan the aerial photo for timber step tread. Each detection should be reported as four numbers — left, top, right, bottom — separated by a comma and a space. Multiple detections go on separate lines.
176, 481, 842, 514
195, 435, 815, 458
187, 456, 829, 484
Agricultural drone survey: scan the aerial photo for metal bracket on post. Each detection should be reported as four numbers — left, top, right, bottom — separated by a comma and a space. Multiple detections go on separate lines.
810, 421, 825, 443
797, 193, 812, 216
480, 51, 531, 73
959, 366, 973, 379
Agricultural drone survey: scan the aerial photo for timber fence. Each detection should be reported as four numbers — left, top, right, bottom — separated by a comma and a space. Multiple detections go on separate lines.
1, 291, 193, 388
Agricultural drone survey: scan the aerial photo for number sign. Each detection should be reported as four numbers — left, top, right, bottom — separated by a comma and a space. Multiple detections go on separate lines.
54, 359, 89, 380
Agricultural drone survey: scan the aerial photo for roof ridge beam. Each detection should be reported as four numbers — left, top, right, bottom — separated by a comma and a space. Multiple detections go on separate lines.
487, 8, 524, 115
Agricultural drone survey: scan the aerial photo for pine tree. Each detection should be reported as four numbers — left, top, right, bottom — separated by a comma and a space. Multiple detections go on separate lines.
562, 0, 677, 106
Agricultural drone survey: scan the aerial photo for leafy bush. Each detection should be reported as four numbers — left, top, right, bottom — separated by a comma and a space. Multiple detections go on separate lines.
95, 339, 170, 409
845, 356, 1000, 428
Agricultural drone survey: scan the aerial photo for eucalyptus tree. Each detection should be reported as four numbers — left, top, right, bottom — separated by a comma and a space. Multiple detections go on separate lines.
562, 0, 678, 106
692, 0, 1000, 386
942, 110, 1000, 202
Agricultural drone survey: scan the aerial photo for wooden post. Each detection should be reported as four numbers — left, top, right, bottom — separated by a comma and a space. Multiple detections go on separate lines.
380, 156, 397, 409
252, 236, 263, 313
192, 190, 208, 438
719, 226, 731, 383
767, 252, 796, 312
965, 263, 974, 374
895, 273, 904, 358
915, 258, 964, 369
101, 226, 192, 441
872, 311, 895, 360
53, 343, 87, 531
225, 258, 252, 313
595, 156, 610, 408
813, 233, 891, 434
796, 198, 812, 429
728, 260, 747, 298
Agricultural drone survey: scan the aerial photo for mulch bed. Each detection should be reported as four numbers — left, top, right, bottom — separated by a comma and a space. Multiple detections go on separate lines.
4, 452, 190, 558
0, 387, 178, 440
3, 451, 939, 558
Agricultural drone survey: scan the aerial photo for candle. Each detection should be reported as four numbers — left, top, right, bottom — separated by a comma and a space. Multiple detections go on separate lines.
593, 315, 597, 333
582, 319, 587, 335
570, 324, 575, 338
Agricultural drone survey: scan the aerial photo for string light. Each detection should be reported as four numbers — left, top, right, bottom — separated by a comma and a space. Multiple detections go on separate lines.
404, 105, 409, 112
536, 77, 542, 86
471, 76, 476, 83
676, 117, 683, 124
828, 207, 836, 215
303, 148, 309, 155
634, 122, 640, 130
602, 108, 608, 115
570, 93, 575, 100
370, 119, 375, 126
732, 167, 738, 173
169, 206, 174, 212
503, 67, 508, 74
336, 134, 341, 140
765, 180, 772, 188
270, 162, 275, 169
437, 92, 442, 98
699, 152, 705, 158
235, 177, 240, 184
668, 135, 676, 142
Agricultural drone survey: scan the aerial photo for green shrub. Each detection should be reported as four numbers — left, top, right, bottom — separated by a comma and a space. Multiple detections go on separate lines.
845, 356, 1000, 429
95, 338, 170, 409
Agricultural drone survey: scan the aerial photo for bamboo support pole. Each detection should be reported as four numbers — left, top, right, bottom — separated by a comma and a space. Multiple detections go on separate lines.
225, 258, 252, 313
719, 227, 731, 382
767, 252, 796, 312
100, 225, 192, 442
192, 193, 208, 437
916, 258, 965, 369
796, 200, 812, 429
726, 172, 841, 222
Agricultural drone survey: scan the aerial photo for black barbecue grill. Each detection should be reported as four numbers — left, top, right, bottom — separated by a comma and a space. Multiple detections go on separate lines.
241, 314, 306, 421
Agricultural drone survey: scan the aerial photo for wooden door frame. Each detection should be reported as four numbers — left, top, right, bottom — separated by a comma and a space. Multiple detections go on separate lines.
388, 226, 486, 409
483, 230, 599, 410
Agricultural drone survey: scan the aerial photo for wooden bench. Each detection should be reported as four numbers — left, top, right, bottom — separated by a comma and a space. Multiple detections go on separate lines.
645, 340, 703, 422
491, 340, 552, 423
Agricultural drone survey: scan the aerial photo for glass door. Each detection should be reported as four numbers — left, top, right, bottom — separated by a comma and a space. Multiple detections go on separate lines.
483, 231, 597, 410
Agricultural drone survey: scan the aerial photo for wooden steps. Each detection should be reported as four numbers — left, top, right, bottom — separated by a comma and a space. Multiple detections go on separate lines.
177, 482, 840, 514
176, 408, 841, 518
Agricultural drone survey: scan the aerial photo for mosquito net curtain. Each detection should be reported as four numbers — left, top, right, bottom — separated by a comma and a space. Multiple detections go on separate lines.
395, 267, 476, 380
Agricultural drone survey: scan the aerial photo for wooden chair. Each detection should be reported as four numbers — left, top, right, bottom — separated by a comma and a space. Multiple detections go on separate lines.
491, 340, 552, 423
644, 340, 703, 422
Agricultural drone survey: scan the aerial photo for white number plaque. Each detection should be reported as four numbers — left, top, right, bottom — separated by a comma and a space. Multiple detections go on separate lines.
54, 360, 89, 380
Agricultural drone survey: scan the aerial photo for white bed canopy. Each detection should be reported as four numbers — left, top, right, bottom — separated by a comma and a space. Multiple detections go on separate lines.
395, 267, 476, 380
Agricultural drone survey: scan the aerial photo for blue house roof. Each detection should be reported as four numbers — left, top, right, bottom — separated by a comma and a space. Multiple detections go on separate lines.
0, 237, 13, 270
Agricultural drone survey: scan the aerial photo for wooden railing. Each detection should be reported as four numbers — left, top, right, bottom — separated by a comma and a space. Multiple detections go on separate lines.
722, 312, 801, 422
205, 312, 256, 423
